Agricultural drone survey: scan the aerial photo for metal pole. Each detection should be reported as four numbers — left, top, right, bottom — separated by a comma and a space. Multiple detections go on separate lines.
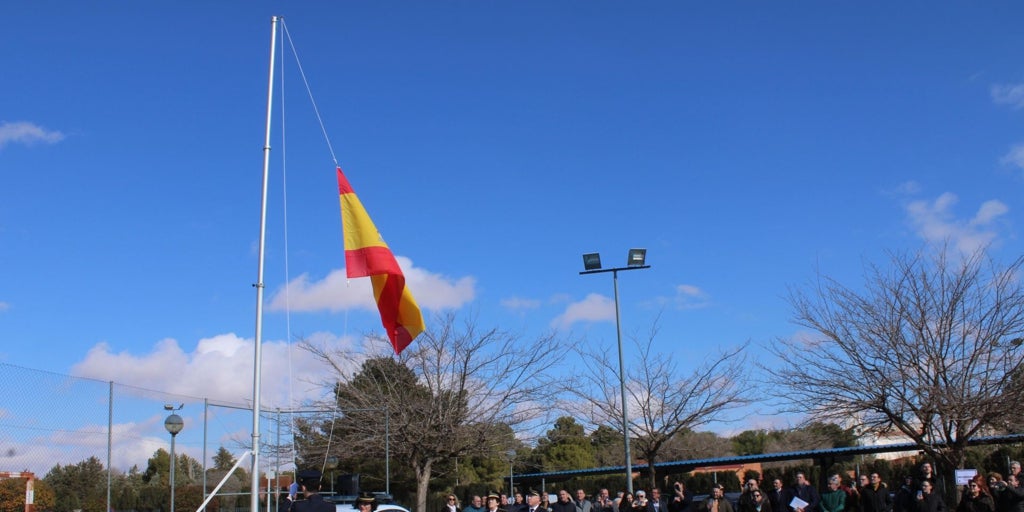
203, 400, 210, 507
252, 15, 279, 512
509, 460, 514, 496
107, 382, 112, 512
385, 407, 391, 496
170, 433, 177, 512
613, 269, 633, 494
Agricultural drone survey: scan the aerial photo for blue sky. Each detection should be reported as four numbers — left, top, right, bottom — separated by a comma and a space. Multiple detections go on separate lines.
4, 2, 1024, 466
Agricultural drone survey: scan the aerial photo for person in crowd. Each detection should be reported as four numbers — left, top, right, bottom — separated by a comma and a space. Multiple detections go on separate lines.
996, 473, 1024, 512
446, 494, 462, 512
527, 490, 548, 512
1012, 463, 1023, 483
740, 486, 770, 512
669, 481, 694, 512
466, 496, 486, 512
620, 492, 635, 512
957, 475, 995, 512
636, 491, 650, 512
553, 490, 577, 512
356, 493, 378, 512
895, 476, 917, 512
649, 488, 668, 512
841, 477, 860, 512
596, 489, 618, 512
511, 494, 527, 512
487, 492, 507, 512
577, 490, 594, 512
740, 479, 762, 511
769, 478, 793, 512
915, 480, 945, 512
861, 473, 893, 512
820, 475, 846, 512
700, 484, 735, 512
917, 464, 939, 497
991, 475, 1007, 507
503, 496, 511, 509
292, 470, 335, 512
792, 472, 821, 512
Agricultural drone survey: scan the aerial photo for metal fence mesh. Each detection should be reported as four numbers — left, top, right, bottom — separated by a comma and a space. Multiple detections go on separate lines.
0, 361, 308, 488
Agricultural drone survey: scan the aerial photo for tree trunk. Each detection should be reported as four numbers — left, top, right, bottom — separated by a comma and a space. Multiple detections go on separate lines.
415, 458, 434, 512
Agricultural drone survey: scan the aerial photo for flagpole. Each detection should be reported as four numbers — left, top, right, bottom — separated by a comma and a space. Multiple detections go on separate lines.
252, 15, 279, 512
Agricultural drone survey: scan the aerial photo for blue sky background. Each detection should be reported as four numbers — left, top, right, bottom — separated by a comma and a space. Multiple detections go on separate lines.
4, 2, 1024, 469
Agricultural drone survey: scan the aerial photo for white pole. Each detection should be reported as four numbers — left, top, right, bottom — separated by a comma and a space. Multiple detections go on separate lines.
252, 15, 279, 512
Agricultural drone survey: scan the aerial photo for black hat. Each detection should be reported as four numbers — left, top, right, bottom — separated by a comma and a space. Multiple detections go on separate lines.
527, 490, 541, 498
297, 469, 322, 485
356, 492, 377, 505
487, 492, 501, 501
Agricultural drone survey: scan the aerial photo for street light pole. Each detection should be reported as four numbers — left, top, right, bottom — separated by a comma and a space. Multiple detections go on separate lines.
164, 404, 185, 512
506, 450, 515, 497
580, 249, 650, 495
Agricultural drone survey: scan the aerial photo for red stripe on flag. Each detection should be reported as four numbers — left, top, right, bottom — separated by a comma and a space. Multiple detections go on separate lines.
345, 246, 402, 278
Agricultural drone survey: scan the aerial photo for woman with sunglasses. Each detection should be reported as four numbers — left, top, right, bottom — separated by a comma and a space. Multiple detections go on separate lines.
958, 475, 995, 512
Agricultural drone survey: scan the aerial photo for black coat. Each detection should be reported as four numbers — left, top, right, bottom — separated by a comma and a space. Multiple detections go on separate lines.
293, 494, 335, 512
862, 486, 894, 512
669, 491, 695, 512
957, 494, 995, 512
915, 493, 946, 512
770, 489, 794, 512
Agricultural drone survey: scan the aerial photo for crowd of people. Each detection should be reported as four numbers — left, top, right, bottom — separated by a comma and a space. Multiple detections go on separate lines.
449, 462, 1024, 512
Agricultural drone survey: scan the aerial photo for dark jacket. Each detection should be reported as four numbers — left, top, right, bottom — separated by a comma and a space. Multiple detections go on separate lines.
293, 494, 335, 512
957, 494, 995, 512
770, 488, 794, 512
649, 498, 670, 512
862, 485, 894, 512
552, 501, 576, 512
670, 490, 695, 512
916, 493, 946, 512
792, 484, 822, 512
997, 484, 1024, 512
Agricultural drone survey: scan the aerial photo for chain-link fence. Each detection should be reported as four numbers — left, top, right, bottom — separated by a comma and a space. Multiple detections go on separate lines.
0, 362, 332, 511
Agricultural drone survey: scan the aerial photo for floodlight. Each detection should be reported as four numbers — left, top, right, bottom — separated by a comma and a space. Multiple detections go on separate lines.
582, 252, 602, 271
627, 248, 646, 267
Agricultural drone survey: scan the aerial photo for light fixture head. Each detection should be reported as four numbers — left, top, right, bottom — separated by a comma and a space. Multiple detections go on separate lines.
164, 413, 184, 436
627, 248, 647, 267
582, 252, 602, 271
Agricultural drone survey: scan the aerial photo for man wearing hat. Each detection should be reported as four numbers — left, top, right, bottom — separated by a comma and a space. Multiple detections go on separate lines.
487, 492, 507, 512
526, 490, 549, 512
292, 470, 335, 512
356, 492, 378, 512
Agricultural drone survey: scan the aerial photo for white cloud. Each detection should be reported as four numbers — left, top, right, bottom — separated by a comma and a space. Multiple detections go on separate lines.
992, 83, 1024, 109
267, 256, 475, 312
672, 284, 710, 310
0, 121, 64, 149
550, 293, 615, 329
70, 331, 358, 408
500, 296, 542, 311
1001, 143, 1024, 171
905, 192, 1008, 254
0, 302, 8, 312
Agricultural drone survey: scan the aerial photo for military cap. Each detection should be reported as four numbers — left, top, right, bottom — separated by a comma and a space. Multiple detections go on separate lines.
356, 492, 377, 505
297, 469, 322, 484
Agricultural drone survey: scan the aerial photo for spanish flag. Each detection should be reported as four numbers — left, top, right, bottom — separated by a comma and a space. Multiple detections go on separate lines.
337, 167, 425, 354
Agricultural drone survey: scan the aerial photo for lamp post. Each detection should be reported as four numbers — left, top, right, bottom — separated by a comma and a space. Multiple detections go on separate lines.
506, 450, 515, 497
580, 249, 650, 495
164, 404, 185, 512
325, 456, 339, 496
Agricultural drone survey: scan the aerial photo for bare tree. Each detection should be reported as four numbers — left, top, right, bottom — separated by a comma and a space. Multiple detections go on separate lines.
764, 247, 1024, 488
302, 312, 562, 512
567, 321, 749, 490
